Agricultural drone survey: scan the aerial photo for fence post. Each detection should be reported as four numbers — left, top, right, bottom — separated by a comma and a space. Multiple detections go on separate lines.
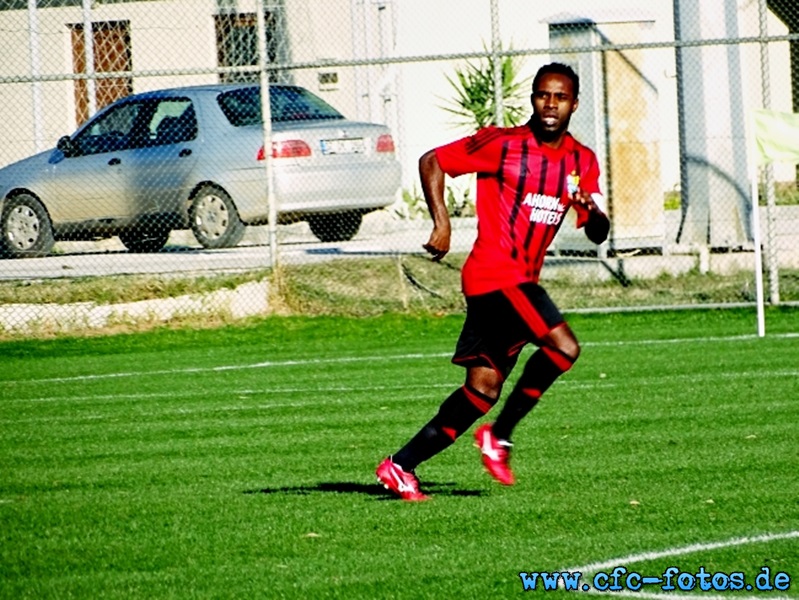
490, 0, 504, 127
256, 0, 280, 281
758, 0, 780, 305
27, 0, 44, 153
81, 0, 97, 118
748, 113, 767, 337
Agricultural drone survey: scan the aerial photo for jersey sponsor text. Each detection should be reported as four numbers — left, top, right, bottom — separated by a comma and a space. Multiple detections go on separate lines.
523, 192, 565, 226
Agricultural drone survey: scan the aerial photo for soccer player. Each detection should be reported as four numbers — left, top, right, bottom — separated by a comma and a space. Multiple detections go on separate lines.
376, 62, 610, 501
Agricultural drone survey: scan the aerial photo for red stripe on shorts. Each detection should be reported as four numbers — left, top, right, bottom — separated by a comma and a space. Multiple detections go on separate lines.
502, 286, 550, 339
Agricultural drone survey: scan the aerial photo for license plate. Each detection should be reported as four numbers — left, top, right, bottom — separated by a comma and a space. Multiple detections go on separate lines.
320, 138, 365, 155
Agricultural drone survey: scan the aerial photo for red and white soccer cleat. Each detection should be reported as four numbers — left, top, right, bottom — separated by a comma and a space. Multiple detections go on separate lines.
474, 423, 515, 485
376, 457, 429, 501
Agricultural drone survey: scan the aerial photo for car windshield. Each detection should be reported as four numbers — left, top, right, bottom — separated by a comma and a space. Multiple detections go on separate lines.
218, 86, 345, 126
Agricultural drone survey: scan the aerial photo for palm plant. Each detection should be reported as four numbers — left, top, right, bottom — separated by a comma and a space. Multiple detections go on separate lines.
440, 44, 530, 132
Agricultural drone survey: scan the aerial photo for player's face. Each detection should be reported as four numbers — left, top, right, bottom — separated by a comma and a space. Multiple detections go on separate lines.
531, 73, 578, 142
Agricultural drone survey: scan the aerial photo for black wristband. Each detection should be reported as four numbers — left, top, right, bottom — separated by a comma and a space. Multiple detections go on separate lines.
585, 211, 610, 244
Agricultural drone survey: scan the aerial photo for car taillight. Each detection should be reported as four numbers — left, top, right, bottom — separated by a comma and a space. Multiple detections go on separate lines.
257, 140, 312, 160
376, 134, 395, 153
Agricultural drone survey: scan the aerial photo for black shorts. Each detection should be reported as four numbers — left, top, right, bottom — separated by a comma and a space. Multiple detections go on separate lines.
452, 282, 565, 380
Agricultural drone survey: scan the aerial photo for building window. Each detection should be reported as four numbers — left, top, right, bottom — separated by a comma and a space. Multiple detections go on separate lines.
70, 21, 133, 125
215, 13, 280, 84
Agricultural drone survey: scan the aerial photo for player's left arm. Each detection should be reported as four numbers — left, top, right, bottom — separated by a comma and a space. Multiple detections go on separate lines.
573, 191, 610, 245
572, 151, 609, 245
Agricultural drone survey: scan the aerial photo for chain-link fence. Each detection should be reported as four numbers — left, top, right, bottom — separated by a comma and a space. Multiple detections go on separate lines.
0, 0, 797, 336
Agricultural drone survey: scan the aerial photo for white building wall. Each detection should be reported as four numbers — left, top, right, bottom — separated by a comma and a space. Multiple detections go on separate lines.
0, 0, 793, 188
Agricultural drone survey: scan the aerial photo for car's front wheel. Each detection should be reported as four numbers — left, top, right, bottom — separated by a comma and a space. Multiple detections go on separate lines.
308, 211, 363, 243
0, 193, 55, 259
118, 225, 171, 253
189, 185, 245, 249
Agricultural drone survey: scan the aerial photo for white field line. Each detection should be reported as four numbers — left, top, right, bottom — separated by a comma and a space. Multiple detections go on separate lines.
2, 369, 797, 426
2, 332, 798, 387
1, 352, 451, 385
8, 383, 455, 405
561, 530, 799, 600
4, 368, 799, 407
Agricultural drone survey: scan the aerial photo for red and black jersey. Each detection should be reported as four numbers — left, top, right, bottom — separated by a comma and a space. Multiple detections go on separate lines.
434, 123, 602, 297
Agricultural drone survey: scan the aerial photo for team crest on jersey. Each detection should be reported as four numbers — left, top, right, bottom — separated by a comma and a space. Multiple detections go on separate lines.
566, 170, 581, 197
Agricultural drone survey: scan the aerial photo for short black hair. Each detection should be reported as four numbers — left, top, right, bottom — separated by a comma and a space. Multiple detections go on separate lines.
532, 62, 580, 99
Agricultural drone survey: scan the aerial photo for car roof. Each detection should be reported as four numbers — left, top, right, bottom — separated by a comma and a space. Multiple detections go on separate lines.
125, 83, 295, 101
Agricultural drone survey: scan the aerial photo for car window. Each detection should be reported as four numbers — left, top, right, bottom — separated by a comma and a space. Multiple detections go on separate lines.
73, 101, 143, 156
71, 98, 198, 156
217, 88, 261, 126
150, 99, 197, 146
217, 86, 344, 126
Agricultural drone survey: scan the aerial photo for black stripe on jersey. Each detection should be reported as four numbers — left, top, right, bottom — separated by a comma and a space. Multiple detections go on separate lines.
523, 157, 563, 273
537, 154, 550, 195
517, 150, 547, 266
523, 155, 559, 252
506, 140, 529, 260
555, 157, 566, 199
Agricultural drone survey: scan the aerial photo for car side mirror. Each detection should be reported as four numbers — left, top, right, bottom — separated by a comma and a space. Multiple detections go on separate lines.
57, 135, 76, 157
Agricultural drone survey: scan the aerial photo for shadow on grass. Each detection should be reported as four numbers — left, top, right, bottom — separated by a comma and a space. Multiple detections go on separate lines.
245, 481, 484, 500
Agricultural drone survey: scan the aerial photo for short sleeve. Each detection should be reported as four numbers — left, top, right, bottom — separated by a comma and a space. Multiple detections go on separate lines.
434, 127, 504, 178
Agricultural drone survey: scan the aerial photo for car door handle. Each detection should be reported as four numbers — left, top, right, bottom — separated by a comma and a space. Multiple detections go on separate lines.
108, 157, 121, 166
179, 148, 192, 157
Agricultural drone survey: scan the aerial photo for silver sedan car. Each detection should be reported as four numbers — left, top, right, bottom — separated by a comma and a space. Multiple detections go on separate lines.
0, 83, 402, 258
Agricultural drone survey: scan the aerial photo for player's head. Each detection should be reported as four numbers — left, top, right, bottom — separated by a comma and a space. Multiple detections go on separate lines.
532, 62, 580, 99
530, 62, 580, 144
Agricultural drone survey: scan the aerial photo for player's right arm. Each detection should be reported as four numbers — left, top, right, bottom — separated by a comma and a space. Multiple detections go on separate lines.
419, 128, 502, 260
419, 149, 451, 261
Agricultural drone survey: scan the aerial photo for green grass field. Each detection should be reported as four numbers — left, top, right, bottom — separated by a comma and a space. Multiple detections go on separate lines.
1, 308, 798, 598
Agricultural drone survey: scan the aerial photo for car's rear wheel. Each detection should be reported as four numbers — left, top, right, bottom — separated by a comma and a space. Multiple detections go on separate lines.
189, 185, 245, 249
118, 225, 171, 253
308, 211, 363, 243
0, 193, 55, 259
